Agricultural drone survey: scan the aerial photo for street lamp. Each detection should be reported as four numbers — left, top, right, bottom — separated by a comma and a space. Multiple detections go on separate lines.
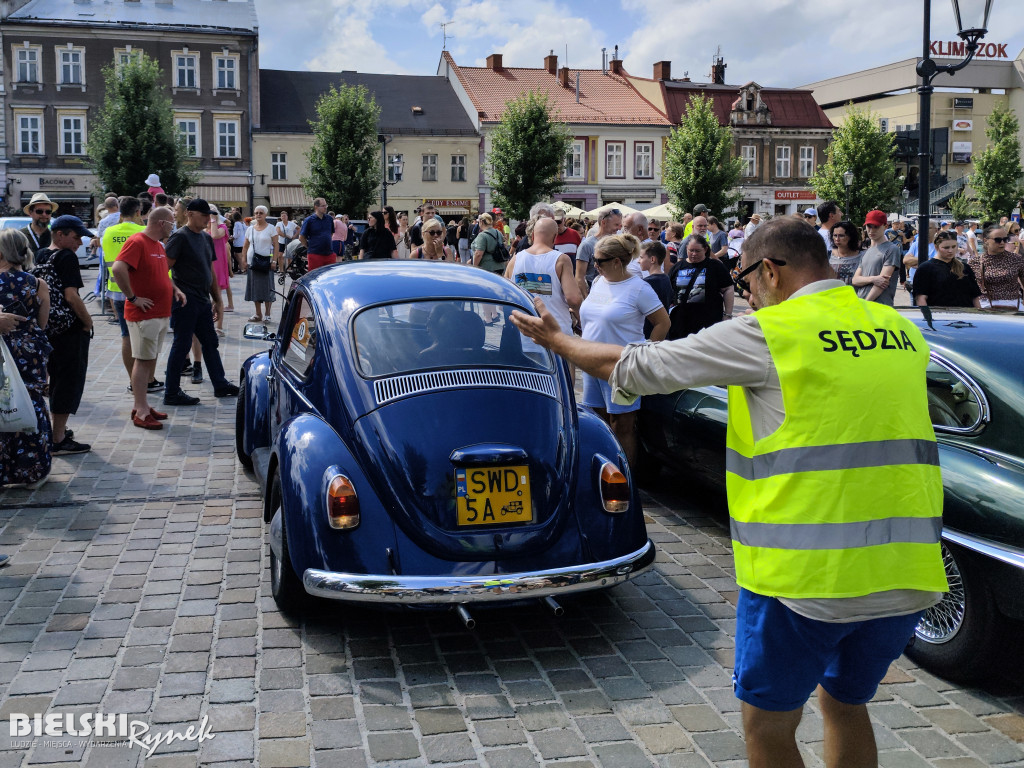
902, 187, 910, 216
916, 0, 994, 261
843, 170, 854, 220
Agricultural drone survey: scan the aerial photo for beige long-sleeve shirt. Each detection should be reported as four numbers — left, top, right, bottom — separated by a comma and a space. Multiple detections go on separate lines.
609, 280, 941, 622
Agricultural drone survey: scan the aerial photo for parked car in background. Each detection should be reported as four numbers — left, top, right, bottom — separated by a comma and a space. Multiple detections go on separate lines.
636, 308, 1024, 683
236, 261, 655, 624
0, 216, 97, 268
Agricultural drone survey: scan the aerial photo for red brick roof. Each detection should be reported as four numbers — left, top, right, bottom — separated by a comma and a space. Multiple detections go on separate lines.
443, 52, 671, 126
660, 82, 833, 129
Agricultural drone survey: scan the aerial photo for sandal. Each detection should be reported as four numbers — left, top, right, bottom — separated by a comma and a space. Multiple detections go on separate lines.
248, 314, 262, 321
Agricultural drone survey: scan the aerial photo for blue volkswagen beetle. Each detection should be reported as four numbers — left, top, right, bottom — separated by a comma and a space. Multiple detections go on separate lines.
236, 261, 654, 621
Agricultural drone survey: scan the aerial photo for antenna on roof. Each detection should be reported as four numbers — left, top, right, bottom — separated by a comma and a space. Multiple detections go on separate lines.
565, 43, 568, 70
440, 20, 455, 51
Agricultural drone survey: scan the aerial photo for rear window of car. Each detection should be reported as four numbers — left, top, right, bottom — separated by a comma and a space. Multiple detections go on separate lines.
353, 300, 553, 377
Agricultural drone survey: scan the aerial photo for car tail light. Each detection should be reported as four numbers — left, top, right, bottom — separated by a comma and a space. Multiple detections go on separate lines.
600, 461, 629, 513
327, 474, 360, 530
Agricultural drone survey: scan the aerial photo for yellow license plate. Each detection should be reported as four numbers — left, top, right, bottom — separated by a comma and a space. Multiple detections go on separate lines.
455, 465, 533, 526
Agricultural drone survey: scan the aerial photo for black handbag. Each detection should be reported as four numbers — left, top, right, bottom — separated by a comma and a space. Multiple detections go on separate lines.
250, 253, 273, 273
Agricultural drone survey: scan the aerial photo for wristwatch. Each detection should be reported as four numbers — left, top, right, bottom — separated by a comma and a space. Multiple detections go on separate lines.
126, 295, 137, 304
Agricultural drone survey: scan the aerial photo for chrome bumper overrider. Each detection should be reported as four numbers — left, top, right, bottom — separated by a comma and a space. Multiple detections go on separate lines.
302, 540, 656, 604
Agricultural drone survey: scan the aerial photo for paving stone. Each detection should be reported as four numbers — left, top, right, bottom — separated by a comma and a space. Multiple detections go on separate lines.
363, 705, 413, 732
532, 729, 588, 759
366, 732, 420, 762
690, 731, 747, 762
592, 741, 655, 768
309, 719, 361, 750
416, 707, 468, 735
257, 738, 310, 768
422, 733, 476, 763
575, 715, 631, 743
475, 718, 528, 747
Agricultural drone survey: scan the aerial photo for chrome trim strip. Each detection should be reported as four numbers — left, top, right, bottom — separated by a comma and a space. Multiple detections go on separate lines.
928, 353, 990, 435
942, 528, 1024, 571
302, 540, 656, 604
373, 368, 557, 406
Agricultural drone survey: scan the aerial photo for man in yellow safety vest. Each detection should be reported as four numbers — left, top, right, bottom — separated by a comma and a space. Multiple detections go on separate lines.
510, 216, 947, 768
101, 196, 146, 387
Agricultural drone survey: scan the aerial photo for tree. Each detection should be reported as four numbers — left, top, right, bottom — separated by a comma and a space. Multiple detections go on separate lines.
810, 105, 902, 225
302, 83, 381, 216
970, 104, 1023, 223
87, 54, 198, 196
945, 188, 977, 222
662, 94, 743, 220
486, 91, 572, 220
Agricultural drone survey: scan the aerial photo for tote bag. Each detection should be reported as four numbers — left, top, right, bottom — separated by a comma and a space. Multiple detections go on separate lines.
0, 338, 37, 433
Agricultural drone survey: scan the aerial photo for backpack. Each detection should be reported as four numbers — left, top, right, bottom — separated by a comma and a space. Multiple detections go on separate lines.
31, 249, 78, 337
486, 229, 511, 263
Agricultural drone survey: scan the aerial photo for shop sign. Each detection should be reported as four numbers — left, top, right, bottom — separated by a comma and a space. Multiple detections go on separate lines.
952, 119, 973, 131
931, 40, 1008, 59
953, 97, 974, 109
774, 190, 816, 200
422, 198, 471, 209
952, 140, 972, 164
38, 177, 76, 189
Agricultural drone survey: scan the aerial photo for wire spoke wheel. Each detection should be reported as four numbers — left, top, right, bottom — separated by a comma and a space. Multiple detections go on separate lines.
916, 544, 966, 643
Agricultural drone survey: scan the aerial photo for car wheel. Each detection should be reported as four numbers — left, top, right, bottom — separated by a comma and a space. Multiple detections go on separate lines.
906, 542, 1000, 683
235, 388, 253, 469
268, 473, 305, 612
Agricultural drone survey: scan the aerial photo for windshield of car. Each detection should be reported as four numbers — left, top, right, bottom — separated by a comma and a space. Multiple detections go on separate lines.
353, 300, 553, 377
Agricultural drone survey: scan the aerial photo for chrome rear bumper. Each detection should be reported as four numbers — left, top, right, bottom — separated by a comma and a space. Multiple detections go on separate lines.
302, 540, 656, 604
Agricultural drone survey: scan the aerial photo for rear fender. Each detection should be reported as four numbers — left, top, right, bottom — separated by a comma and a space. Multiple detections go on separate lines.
274, 413, 397, 580
574, 407, 648, 561
240, 352, 272, 458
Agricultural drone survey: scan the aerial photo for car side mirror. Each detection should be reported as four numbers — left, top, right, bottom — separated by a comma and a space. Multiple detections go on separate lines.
243, 322, 276, 341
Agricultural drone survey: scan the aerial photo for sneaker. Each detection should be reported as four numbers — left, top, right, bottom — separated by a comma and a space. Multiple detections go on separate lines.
0, 555, 9, 567
214, 384, 240, 398
181, 360, 193, 375
64, 428, 73, 440
164, 391, 201, 406
52, 437, 91, 455
148, 379, 164, 392
191, 362, 204, 384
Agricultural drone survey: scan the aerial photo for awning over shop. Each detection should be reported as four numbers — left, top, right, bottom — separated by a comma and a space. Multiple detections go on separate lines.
423, 198, 472, 217
187, 185, 249, 206
269, 185, 313, 208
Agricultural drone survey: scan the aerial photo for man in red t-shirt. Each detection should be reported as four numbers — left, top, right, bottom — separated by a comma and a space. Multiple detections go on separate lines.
112, 206, 185, 429
553, 210, 582, 260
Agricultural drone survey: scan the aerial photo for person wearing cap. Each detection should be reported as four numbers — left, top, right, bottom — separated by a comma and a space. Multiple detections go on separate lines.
145, 173, 165, 200
162, 198, 239, 405
802, 207, 818, 227
744, 213, 762, 238
36, 215, 95, 454
683, 204, 709, 239
21, 193, 57, 255
953, 221, 972, 262
853, 210, 904, 305
553, 208, 582, 263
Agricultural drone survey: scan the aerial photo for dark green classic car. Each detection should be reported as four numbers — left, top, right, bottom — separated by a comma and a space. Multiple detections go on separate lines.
637, 308, 1024, 683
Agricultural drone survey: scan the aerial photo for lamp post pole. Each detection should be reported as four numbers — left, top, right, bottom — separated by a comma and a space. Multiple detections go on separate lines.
916, 0, 992, 262
843, 170, 854, 222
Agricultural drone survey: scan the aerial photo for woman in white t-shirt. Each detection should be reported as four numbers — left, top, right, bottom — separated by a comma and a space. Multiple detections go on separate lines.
579, 234, 670, 468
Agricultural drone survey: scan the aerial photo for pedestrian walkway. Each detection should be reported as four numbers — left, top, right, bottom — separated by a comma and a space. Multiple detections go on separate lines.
0, 271, 1020, 767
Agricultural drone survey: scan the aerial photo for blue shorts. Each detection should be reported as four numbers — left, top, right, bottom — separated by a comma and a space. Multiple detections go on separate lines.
733, 588, 922, 712
581, 373, 639, 415
113, 300, 129, 338
331, 241, 342, 256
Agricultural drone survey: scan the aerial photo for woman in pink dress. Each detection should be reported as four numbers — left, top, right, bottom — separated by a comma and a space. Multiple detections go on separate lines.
208, 205, 233, 335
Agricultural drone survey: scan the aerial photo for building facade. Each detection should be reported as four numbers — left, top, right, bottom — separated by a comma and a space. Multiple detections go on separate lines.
627, 60, 834, 218
254, 69, 480, 220
2, 0, 258, 223
438, 51, 673, 213
801, 47, 1024, 209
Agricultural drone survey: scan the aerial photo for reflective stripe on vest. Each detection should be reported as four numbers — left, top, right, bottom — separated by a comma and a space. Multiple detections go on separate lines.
730, 516, 942, 550
725, 438, 939, 481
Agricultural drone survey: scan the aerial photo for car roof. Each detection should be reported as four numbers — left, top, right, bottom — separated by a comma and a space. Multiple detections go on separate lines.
900, 307, 1024, 374
302, 261, 531, 320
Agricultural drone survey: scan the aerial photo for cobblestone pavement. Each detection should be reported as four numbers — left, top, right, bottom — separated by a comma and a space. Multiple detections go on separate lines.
0, 273, 1020, 767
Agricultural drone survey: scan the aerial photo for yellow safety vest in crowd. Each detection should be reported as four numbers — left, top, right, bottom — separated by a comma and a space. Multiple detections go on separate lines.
725, 285, 948, 599
102, 221, 144, 293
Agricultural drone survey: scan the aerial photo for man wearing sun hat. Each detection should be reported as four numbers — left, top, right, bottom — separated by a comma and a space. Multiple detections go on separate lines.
21, 192, 57, 254
853, 209, 903, 305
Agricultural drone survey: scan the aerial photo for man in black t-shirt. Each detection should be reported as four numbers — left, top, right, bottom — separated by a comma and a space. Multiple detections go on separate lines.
21, 192, 56, 255
162, 199, 239, 405
40, 215, 94, 454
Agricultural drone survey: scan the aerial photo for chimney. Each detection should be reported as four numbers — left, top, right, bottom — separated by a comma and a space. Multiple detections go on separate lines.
609, 58, 623, 75
545, 50, 557, 75
653, 61, 670, 81
711, 54, 726, 85
486, 53, 503, 72
558, 67, 569, 88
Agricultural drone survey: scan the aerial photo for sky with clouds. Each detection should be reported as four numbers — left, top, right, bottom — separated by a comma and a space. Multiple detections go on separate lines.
254, 1, 1024, 89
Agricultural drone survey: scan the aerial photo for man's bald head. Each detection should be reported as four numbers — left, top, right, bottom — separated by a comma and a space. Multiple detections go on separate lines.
148, 206, 173, 224
532, 217, 557, 248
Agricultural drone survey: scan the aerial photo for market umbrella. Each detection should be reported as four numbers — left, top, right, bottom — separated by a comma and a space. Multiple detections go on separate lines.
584, 202, 638, 218
640, 203, 677, 221
551, 200, 587, 218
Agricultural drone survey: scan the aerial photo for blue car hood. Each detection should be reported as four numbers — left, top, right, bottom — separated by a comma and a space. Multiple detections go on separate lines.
353, 387, 575, 562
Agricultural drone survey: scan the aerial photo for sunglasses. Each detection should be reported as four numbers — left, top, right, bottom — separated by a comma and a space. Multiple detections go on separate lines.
425, 230, 442, 236
32, 208, 52, 215
594, 256, 618, 266
733, 257, 787, 293
647, 226, 659, 232
989, 237, 1009, 243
